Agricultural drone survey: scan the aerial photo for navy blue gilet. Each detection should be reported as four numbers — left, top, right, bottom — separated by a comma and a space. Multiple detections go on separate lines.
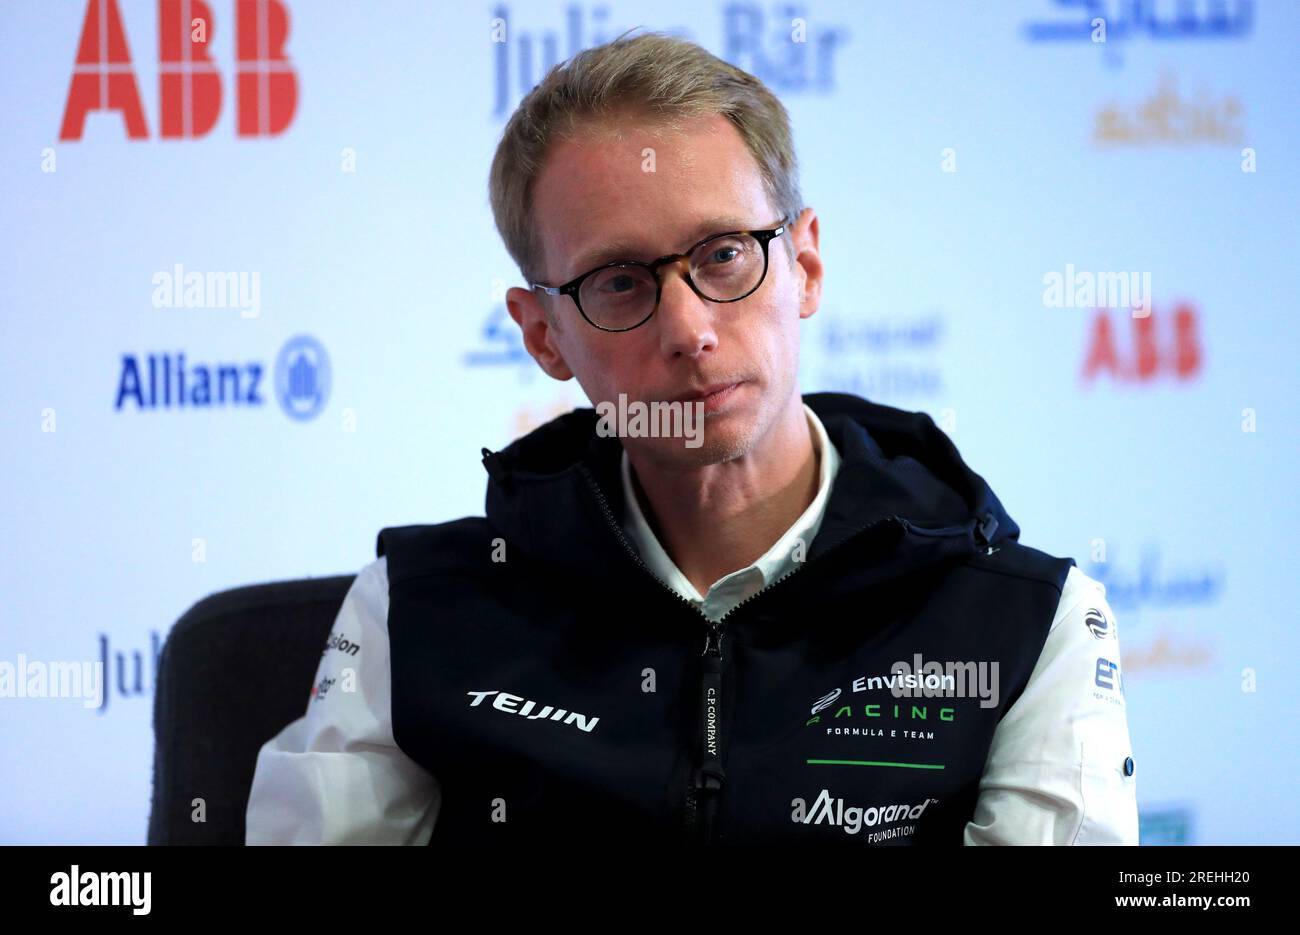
376, 392, 1075, 846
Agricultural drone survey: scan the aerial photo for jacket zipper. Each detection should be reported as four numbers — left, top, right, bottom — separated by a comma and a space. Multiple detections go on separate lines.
678, 514, 912, 842
573, 463, 944, 844
571, 464, 726, 841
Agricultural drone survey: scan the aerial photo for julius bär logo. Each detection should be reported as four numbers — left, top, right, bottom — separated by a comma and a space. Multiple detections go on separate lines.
60, 0, 299, 140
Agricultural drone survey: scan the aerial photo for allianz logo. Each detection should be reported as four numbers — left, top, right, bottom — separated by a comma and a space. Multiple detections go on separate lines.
796, 789, 939, 835
112, 335, 331, 422
466, 690, 600, 733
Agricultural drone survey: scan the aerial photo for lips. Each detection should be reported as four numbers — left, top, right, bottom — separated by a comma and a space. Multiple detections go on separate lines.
672, 381, 742, 403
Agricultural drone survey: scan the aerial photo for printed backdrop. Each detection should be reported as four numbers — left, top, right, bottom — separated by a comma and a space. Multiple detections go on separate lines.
1, 0, 1297, 844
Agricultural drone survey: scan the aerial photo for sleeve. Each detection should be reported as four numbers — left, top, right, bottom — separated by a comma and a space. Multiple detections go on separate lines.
963, 565, 1138, 845
245, 556, 441, 845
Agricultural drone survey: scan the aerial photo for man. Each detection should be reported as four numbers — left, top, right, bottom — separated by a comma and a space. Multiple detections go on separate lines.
246, 31, 1137, 845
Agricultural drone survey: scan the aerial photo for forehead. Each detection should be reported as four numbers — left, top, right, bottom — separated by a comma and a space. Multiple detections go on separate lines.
532, 112, 774, 282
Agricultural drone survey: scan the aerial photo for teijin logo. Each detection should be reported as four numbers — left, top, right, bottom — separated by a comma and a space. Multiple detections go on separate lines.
467, 690, 600, 733
50, 865, 151, 915
595, 393, 704, 449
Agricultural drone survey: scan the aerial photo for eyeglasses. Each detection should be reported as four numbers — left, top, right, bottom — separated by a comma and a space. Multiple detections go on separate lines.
529, 217, 792, 333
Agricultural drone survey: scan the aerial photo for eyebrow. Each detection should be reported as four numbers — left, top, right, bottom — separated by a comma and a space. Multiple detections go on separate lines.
565, 215, 753, 280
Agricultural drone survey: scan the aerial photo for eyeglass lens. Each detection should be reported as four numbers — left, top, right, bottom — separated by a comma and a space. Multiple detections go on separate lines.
578, 232, 767, 330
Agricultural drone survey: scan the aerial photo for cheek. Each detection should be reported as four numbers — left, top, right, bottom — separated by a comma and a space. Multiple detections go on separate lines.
566, 336, 643, 396
758, 294, 799, 354
746, 298, 801, 387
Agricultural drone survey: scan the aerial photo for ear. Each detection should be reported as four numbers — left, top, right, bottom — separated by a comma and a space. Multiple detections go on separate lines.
506, 286, 574, 381
789, 208, 823, 321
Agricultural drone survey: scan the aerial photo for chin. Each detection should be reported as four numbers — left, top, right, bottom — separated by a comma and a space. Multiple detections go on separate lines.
633, 414, 759, 468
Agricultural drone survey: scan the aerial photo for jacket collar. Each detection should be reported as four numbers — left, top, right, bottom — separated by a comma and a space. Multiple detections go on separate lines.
480, 392, 1018, 584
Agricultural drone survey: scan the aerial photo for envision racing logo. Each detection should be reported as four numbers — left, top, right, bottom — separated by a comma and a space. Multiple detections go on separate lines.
322, 630, 359, 657
811, 687, 841, 715
810, 654, 1001, 717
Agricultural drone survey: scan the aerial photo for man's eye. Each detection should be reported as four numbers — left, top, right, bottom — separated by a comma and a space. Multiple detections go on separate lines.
603, 275, 638, 293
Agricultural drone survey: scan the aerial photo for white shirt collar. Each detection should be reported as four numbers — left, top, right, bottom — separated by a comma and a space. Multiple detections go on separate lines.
619, 403, 841, 620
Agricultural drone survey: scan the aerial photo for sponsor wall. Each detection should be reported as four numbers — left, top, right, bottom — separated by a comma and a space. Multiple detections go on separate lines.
1, 0, 1297, 844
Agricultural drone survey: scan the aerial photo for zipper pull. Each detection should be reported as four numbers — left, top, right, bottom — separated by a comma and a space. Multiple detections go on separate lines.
694, 622, 726, 839
703, 622, 723, 659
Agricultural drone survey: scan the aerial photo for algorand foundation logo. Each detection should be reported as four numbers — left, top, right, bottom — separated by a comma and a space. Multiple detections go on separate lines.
793, 789, 939, 841
595, 393, 704, 448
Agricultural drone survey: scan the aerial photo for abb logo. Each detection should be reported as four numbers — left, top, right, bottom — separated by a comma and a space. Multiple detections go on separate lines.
59, 0, 298, 140
1082, 304, 1204, 383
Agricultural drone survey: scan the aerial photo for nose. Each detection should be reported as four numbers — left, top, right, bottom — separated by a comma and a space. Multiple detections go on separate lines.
654, 262, 718, 360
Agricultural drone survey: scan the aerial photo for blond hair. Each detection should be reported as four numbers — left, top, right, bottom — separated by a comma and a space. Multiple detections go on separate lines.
488, 29, 803, 286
